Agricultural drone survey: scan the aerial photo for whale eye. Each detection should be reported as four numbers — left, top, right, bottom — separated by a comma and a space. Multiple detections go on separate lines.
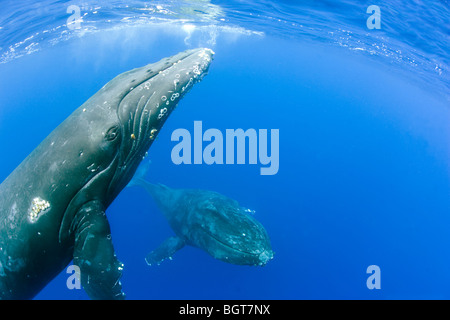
105, 125, 121, 141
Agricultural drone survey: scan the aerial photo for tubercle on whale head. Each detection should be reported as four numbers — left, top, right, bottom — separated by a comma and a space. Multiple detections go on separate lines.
257, 249, 274, 266
106, 48, 214, 198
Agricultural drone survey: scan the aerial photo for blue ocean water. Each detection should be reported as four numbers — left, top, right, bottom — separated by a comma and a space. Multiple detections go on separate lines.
0, 0, 449, 299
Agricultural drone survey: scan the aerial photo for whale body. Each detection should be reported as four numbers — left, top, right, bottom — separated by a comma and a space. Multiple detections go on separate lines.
0, 48, 214, 299
129, 161, 274, 267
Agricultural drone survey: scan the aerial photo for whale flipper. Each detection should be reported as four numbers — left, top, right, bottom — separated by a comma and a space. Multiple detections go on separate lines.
72, 201, 125, 299
145, 236, 185, 266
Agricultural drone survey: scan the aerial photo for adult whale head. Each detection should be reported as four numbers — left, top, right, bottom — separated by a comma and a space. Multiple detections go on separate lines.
66, 48, 214, 209
0, 48, 214, 299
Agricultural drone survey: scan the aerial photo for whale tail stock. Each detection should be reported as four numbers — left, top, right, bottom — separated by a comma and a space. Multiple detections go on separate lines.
127, 159, 152, 187
127, 160, 170, 200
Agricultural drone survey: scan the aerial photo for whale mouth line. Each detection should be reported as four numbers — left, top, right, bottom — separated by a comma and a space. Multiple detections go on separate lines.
203, 230, 262, 257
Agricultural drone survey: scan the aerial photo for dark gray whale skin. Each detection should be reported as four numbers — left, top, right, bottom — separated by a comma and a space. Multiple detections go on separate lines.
0, 48, 214, 299
130, 162, 273, 267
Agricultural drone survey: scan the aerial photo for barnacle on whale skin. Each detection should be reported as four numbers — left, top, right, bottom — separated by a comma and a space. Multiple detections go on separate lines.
28, 197, 50, 223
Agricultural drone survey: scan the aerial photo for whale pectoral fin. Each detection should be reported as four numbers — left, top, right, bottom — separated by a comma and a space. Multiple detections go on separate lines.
72, 201, 125, 300
145, 236, 185, 266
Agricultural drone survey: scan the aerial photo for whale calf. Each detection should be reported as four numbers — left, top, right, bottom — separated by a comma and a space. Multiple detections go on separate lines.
0, 48, 214, 299
129, 161, 274, 266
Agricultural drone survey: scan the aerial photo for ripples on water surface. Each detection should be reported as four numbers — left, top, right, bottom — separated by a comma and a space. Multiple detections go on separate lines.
0, 0, 448, 99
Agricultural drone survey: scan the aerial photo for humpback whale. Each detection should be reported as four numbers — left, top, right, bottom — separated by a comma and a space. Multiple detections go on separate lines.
0, 48, 214, 299
129, 161, 274, 266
